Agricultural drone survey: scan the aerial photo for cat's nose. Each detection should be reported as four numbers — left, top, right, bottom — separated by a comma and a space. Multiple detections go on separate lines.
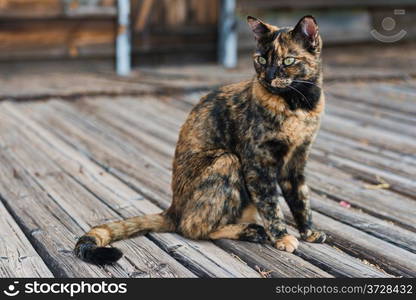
266, 66, 278, 82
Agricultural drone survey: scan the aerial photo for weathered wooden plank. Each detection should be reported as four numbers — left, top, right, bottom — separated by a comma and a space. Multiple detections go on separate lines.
311, 148, 416, 199
0, 149, 119, 277
217, 224, 389, 278
295, 242, 390, 278
0, 107, 195, 278
306, 160, 416, 232
360, 83, 416, 109
0, 201, 53, 278
310, 194, 416, 254
326, 100, 416, 138
33, 97, 395, 277
282, 225, 391, 278
326, 91, 416, 127
321, 114, 416, 157
1, 110, 196, 278
0, 72, 156, 100
316, 131, 416, 171
3, 102, 261, 278
327, 83, 416, 116
41, 100, 178, 204
215, 240, 332, 278
17, 100, 335, 278
314, 134, 416, 179
295, 210, 416, 277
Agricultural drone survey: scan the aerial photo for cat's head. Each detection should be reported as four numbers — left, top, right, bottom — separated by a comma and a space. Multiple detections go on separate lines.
247, 15, 322, 93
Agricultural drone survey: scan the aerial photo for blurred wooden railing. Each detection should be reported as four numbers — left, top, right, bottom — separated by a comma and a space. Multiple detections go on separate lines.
0, 0, 414, 66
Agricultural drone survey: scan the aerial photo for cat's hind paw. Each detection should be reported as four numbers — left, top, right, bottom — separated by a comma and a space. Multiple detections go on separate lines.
301, 229, 326, 243
274, 234, 299, 253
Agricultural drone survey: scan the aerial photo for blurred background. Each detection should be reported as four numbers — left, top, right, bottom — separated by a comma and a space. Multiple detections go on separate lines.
0, 0, 415, 76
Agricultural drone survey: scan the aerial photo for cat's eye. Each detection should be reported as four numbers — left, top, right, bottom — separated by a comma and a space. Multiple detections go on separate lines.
257, 56, 267, 65
283, 57, 296, 66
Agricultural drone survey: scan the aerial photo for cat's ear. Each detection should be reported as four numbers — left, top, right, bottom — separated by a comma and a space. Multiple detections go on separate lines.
292, 15, 319, 51
247, 16, 274, 41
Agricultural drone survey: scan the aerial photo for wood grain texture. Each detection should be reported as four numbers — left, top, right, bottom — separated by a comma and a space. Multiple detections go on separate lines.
0, 148, 116, 278
13, 99, 334, 278
0, 106, 195, 278
0, 201, 53, 277
310, 196, 416, 254
0, 72, 156, 101
2, 102, 260, 278
0, 70, 415, 278
306, 161, 416, 232
20, 96, 394, 278
215, 240, 332, 278
94, 95, 416, 277
306, 211, 416, 277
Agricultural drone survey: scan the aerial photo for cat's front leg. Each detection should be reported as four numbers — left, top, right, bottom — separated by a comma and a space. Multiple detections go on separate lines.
243, 164, 299, 253
279, 173, 326, 243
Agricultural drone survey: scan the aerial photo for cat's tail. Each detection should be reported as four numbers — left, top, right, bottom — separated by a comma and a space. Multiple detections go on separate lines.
74, 213, 175, 265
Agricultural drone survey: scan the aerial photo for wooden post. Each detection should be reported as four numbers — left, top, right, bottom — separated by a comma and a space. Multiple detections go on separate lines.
218, 0, 237, 68
116, 0, 131, 76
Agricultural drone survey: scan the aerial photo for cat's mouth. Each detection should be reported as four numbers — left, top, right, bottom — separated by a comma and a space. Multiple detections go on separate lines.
259, 77, 293, 93
270, 78, 292, 88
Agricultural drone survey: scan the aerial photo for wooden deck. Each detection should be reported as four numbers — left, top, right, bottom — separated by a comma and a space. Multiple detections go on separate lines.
0, 51, 415, 278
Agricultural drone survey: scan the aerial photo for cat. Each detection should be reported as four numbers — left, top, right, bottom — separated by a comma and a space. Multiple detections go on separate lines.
75, 15, 327, 265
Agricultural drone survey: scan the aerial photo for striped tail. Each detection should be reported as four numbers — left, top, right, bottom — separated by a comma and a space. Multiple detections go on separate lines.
75, 213, 175, 265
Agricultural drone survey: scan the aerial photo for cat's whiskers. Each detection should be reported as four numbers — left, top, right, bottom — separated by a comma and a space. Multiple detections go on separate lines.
292, 79, 321, 88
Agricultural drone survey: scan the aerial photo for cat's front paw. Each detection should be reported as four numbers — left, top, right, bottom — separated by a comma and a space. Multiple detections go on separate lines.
301, 229, 326, 243
274, 234, 299, 253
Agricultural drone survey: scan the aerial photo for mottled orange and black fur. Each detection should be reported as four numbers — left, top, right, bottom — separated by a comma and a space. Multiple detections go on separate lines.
75, 15, 327, 265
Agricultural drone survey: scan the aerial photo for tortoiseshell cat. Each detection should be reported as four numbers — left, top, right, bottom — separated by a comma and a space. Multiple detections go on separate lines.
75, 15, 326, 265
